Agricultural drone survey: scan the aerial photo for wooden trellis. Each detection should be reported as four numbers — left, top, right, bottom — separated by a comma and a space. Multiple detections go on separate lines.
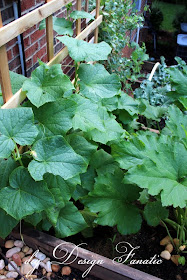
0, 0, 102, 109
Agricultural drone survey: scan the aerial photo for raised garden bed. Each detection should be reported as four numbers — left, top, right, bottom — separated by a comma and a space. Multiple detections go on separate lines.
9, 229, 162, 280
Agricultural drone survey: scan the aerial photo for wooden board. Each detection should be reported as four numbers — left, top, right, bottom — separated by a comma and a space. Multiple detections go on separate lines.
45, 0, 54, 61
0, 0, 73, 48
94, 0, 100, 43
11, 229, 163, 280
0, 12, 13, 103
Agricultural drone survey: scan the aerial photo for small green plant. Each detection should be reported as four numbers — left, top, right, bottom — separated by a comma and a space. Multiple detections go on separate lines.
134, 57, 187, 110
98, 0, 147, 88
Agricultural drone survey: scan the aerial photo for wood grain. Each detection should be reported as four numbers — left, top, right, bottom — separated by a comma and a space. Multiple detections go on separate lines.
0, 12, 13, 103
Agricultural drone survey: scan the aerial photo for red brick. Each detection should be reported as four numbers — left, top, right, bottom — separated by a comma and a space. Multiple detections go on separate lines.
6, 38, 17, 49
21, 0, 35, 13
7, 49, 12, 60
9, 56, 21, 71
30, 29, 45, 44
33, 46, 46, 64
25, 42, 39, 59
23, 26, 36, 38
41, 54, 48, 63
12, 44, 19, 56
23, 36, 31, 48
36, 0, 45, 4
15, 66, 22, 74
39, 36, 46, 47
26, 58, 33, 70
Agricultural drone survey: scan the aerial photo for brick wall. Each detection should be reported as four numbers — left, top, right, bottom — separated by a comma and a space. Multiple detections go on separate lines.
1, 0, 80, 77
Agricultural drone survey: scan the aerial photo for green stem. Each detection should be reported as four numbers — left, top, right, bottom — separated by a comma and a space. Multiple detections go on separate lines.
161, 220, 176, 249
179, 208, 187, 246
74, 62, 79, 90
12, 150, 17, 162
15, 144, 23, 166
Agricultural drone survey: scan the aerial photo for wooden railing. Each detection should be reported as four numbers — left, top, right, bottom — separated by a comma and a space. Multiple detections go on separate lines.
0, 0, 101, 109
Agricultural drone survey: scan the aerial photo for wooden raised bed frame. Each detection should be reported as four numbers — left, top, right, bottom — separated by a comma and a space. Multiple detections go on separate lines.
10, 229, 162, 280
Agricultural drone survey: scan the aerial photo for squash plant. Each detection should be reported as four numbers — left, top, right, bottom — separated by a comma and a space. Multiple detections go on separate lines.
0, 15, 186, 267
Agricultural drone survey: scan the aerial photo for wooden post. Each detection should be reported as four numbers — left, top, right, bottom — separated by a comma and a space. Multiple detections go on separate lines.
45, 0, 54, 61
85, 0, 89, 41
94, 0, 100, 43
76, 0, 81, 35
0, 12, 13, 103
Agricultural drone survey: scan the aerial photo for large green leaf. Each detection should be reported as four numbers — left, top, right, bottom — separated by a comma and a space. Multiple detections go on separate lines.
72, 166, 96, 201
139, 99, 167, 121
24, 212, 43, 227
167, 67, 187, 98
125, 141, 187, 208
0, 167, 54, 220
22, 64, 74, 108
0, 209, 18, 238
55, 202, 87, 238
78, 63, 121, 101
33, 99, 77, 136
163, 105, 187, 142
39, 17, 73, 36
118, 93, 139, 115
0, 158, 17, 189
70, 10, 94, 20
57, 36, 111, 62
144, 201, 169, 227
90, 149, 119, 175
69, 93, 125, 144
0, 72, 28, 106
82, 170, 142, 235
66, 133, 98, 163
111, 134, 160, 170
28, 136, 87, 181
0, 108, 38, 158
71, 94, 105, 131
86, 107, 125, 144
44, 173, 76, 208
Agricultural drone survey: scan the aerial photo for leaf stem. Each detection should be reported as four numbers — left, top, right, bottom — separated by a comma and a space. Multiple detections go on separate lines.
15, 144, 24, 166
74, 62, 79, 91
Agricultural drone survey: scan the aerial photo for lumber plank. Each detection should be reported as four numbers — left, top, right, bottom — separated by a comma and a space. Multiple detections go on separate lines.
94, 0, 100, 43
0, 0, 73, 48
11, 229, 163, 280
0, 12, 13, 103
76, 0, 82, 35
45, 0, 54, 61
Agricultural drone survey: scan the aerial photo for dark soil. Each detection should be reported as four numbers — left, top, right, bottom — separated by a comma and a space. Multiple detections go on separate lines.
65, 222, 187, 280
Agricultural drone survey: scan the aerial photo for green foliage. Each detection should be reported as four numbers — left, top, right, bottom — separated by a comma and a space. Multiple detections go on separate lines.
0, 18, 186, 247
57, 36, 111, 62
0, 71, 27, 106
22, 64, 74, 108
39, 17, 73, 36
98, 0, 147, 87
135, 57, 187, 109
70, 10, 94, 20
